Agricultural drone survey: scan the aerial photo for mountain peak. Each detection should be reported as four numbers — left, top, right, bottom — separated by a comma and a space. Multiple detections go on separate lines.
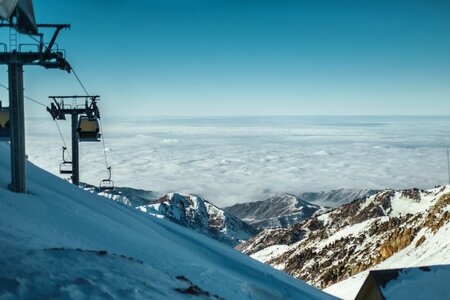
139, 192, 258, 246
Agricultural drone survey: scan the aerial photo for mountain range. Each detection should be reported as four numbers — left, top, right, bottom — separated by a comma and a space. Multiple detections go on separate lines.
236, 186, 450, 299
224, 189, 376, 229
224, 194, 325, 229
89, 182, 450, 299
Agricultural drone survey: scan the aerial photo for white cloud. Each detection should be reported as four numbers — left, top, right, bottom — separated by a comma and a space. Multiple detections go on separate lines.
24, 116, 450, 207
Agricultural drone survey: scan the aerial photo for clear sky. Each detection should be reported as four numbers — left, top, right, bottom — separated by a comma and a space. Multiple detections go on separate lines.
1, 0, 450, 117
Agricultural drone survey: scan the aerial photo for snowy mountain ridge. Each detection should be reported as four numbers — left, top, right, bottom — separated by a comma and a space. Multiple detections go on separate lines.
237, 186, 450, 299
138, 192, 259, 247
224, 189, 376, 230
91, 187, 259, 247
0, 143, 336, 299
224, 194, 326, 229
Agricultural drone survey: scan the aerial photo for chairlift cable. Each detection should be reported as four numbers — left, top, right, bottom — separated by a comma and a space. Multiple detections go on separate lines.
0, 82, 46, 108
54, 119, 71, 161
67, 69, 113, 177
27, 34, 89, 98
68, 69, 112, 175
98, 118, 111, 175
0, 82, 71, 160
71, 68, 90, 96
26, 34, 112, 179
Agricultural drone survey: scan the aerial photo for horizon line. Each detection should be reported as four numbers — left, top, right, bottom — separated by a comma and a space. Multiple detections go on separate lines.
25, 114, 450, 120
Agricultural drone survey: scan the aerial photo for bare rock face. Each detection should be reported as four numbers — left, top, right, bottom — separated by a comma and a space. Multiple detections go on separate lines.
237, 186, 450, 289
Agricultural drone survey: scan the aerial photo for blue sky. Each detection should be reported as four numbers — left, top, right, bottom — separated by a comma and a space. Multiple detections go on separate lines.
1, 0, 450, 116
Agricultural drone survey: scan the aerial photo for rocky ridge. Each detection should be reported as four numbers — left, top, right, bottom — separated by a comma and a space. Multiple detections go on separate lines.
224, 194, 325, 229
237, 186, 450, 289
91, 186, 259, 247
138, 193, 259, 247
224, 189, 376, 230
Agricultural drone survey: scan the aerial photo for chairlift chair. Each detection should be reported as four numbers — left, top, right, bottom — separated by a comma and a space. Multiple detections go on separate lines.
99, 166, 114, 191
77, 115, 101, 142
60, 162, 72, 174
59, 146, 72, 174
0, 106, 10, 142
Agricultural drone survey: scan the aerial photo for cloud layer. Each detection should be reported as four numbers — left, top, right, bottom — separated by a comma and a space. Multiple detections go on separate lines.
24, 116, 450, 207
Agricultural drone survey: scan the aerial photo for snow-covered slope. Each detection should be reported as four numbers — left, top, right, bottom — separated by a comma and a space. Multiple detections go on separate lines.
237, 187, 450, 296
224, 194, 325, 229
0, 143, 335, 299
137, 193, 259, 247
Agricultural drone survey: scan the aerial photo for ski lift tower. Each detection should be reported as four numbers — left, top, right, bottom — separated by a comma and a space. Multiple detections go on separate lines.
0, 0, 71, 193
47, 95, 101, 186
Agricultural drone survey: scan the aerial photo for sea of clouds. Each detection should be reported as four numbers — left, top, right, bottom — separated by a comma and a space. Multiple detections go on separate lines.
23, 116, 450, 207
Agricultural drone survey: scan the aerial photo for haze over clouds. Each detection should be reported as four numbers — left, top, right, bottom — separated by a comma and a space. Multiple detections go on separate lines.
23, 116, 450, 207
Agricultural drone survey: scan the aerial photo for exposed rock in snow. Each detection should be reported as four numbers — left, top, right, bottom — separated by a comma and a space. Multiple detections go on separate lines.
89, 186, 259, 247
237, 186, 450, 296
224, 189, 377, 230
138, 193, 259, 247
224, 194, 325, 229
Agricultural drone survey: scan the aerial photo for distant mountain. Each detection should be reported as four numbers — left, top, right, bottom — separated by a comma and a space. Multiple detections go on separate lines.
224, 194, 326, 229
90, 185, 259, 247
237, 186, 450, 293
224, 189, 377, 230
138, 193, 259, 247
297, 189, 379, 207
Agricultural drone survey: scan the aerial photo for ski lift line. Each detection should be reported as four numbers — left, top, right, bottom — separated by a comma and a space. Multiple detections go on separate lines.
24, 94, 46, 107
98, 118, 111, 176
0, 81, 71, 160
27, 34, 89, 97
27, 35, 112, 175
54, 119, 71, 161
23, 35, 112, 181
0, 82, 46, 107
71, 68, 89, 97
